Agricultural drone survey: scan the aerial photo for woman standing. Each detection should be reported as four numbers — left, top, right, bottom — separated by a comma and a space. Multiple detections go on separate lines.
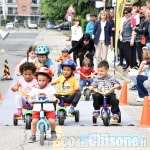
71, 18, 83, 64
121, 7, 137, 70
92, 10, 113, 65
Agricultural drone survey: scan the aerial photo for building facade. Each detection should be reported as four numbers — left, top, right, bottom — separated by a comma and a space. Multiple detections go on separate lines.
0, 0, 42, 25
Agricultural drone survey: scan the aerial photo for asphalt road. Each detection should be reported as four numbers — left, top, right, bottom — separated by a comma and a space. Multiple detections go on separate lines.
0, 29, 150, 150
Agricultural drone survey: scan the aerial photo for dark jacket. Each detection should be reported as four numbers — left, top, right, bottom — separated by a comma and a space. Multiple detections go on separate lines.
135, 19, 150, 43
93, 20, 113, 45
135, 15, 146, 42
68, 37, 95, 56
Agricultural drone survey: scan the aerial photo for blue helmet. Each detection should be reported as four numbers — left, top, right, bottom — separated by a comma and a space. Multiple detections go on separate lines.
35, 45, 49, 55
61, 59, 76, 70
61, 47, 69, 52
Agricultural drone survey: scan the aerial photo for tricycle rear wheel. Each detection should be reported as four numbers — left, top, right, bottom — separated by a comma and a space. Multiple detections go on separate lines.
93, 116, 97, 124
75, 110, 79, 122
13, 116, 18, 126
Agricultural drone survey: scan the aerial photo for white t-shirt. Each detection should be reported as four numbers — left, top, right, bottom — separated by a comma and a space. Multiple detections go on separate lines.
19, 57, 37, 66
99, 21, 106, 41
71, 26, 83, 41
29, 84, 57, 111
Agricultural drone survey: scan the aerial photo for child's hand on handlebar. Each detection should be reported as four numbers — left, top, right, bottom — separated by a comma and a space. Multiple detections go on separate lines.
88, 86, 94, 90
74, 87, 80, 91
51, 82, 55, 86
11, 87, 18, 92
28, 100, 33, 104
114, 84, 121, 89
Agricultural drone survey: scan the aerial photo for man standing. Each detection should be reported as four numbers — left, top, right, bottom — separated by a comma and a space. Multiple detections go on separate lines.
86, 12, 97, 37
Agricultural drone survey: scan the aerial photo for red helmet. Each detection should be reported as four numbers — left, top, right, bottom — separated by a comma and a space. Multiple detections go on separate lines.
35, 66, 53, 81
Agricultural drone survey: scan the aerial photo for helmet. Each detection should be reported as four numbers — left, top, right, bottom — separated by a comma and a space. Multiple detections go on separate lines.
35, 66, 53, 81
61, 59, 76, 70
61, 47, 69, 52
35, 45, 49, 55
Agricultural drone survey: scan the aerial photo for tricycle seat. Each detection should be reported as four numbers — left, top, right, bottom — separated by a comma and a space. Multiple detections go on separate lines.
22, 106, 33, 109
58, 103, 71, 106
101, 104, 111, 107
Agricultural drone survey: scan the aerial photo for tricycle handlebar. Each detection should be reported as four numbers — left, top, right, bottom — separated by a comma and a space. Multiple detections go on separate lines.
32, 100, 57, 104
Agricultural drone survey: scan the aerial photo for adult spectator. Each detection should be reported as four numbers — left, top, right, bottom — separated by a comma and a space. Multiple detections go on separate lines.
86, 12, 97, 37
69, 33, 94, 68
120, 7, 137, 70
134, 4, 147, 64
92, 10, 113, 65
71, 18, 83, 64
134, 9, 150, 48
132, 2, 141, 13
109, 8, 115, 48
146, 0, 150, 9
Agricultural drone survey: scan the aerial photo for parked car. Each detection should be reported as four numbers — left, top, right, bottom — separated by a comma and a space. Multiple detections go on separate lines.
46, 21, 55, 29
28, 23, 38, 29
54, 21, 71, 31
6, 22, 14, 29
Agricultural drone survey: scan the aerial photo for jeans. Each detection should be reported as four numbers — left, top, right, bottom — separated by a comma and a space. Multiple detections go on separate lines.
55, 91, 81, 107
146, 43, 150, 48
137, 75, 149, 98
58, 64, 61, 74
92, 92, 120, 114
79, 78, 93, 94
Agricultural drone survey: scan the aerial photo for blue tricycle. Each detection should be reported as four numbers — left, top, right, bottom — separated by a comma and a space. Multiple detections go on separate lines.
32, 100, 57, 146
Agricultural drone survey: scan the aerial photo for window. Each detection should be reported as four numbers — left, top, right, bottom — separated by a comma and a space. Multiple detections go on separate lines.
32, 0, 37, 4
8, 7, 13, 14
22, 6, 26, 11
8, 0, 13, 3
0, 7, 2, 14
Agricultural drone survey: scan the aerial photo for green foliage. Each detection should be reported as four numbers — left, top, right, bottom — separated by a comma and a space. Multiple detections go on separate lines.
39, 20, 47, 28
1, 19, 10, 26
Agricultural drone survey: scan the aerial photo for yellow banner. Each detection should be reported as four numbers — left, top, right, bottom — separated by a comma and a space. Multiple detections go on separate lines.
115, 0, 126, 54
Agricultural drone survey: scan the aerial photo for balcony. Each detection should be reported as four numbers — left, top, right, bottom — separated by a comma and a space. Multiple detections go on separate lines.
30, 3, 40, 8
31, 12, 41, 16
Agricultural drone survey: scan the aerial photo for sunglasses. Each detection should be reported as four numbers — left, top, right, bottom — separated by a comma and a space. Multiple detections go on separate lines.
84, 39, 89, 42
124, 12, 129, 14
142, 46, 149, 50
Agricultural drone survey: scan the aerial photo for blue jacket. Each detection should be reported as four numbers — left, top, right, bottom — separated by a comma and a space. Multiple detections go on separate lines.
93, 20, 113, 45
86, 21, 95, 37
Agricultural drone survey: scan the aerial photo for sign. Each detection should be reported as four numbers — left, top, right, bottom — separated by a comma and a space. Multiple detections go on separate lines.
67, 4, 76, 13
112, 0, 116, 7
65, 13, 74, 21
86, 14, 91, 21
95, 0, 104, 9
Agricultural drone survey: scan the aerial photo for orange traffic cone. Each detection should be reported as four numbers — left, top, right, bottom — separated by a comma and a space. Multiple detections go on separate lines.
137, 96, 150, 127
0, 91, 4, 100
119, 81, 129, 105
1, 59, 13, 80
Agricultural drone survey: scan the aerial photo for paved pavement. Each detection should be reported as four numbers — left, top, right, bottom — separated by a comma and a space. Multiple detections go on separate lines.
0, 29, 150, 150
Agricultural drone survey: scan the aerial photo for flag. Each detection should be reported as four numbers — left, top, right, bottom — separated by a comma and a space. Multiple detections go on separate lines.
115, 0, 126, 54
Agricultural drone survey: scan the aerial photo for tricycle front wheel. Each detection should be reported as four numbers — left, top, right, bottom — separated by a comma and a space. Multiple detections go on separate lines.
40, 124, 45, 146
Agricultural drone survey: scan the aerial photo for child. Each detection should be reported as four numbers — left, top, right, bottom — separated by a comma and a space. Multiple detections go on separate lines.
12, 62, 38, 117
136, 48, 150, 101
17, 45, 37, 76
131, 9, 142, 28
129, 47, 150, 91
28, 66, 59, 142
74, 58, 95, 96
51, 59, 81, 114
55, 48, 72, 76
34, 45, 55, 74
89, 60, 120, 120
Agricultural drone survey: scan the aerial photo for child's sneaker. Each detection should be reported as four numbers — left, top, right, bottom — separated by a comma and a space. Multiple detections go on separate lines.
81, 95, 84, 98
68, 107, 75, 114
28, 135, 36, 143
51, 130, 57, 141
93, 110, 100, 117
136, 96, 144, 102
113, 114, 119, 120
14, 110, 22, 117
